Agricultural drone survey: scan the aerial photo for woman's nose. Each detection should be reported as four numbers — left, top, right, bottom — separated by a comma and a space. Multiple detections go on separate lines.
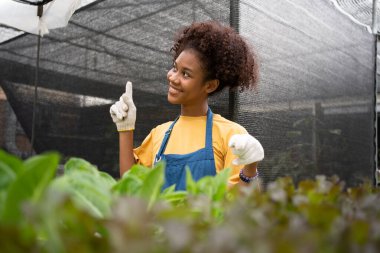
167, 70, 178, 83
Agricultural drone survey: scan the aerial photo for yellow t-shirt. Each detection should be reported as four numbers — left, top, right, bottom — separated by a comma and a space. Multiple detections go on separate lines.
133, 113, 248, 184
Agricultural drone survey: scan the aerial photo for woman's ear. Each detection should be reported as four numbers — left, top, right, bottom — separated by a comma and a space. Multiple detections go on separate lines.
206, 79, 220, 94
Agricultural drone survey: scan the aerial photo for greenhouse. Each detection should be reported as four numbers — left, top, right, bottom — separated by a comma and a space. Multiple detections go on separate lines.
0, 0, 380, 252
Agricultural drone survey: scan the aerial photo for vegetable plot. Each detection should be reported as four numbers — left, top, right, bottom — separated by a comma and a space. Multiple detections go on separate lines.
0, 150, 379, 253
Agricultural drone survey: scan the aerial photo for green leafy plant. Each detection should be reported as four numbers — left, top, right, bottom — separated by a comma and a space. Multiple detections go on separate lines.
0, 149, 380, 253
0, 150, 60, 223
112, 162, 165, 209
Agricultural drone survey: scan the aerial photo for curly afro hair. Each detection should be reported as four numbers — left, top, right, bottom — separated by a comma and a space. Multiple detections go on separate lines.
171, 21, 259, 95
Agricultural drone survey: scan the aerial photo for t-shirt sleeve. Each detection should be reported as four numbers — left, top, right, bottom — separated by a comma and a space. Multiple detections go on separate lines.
133, 128, 155, 167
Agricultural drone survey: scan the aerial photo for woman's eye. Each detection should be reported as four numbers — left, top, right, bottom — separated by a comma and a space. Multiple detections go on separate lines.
183, 72, 190, 78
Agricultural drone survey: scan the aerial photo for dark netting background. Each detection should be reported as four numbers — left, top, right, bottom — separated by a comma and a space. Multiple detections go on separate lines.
0, 0, 376, 186
233, 0, 375, 186
0, 0, 231, 177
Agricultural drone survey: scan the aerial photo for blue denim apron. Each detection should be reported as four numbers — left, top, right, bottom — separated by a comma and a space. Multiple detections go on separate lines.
154, 108, 216, 191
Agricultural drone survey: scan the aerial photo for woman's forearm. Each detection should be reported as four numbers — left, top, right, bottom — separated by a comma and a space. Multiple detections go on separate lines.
119, 131, 136, 176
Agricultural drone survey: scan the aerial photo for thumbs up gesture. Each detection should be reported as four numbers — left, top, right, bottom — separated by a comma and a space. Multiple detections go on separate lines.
110, 81, 136, 131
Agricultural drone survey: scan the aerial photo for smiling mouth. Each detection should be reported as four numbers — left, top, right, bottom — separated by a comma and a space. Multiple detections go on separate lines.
169, 85, 181, 95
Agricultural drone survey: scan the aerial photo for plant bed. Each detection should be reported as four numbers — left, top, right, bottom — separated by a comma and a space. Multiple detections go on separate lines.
0, 150, 379, 253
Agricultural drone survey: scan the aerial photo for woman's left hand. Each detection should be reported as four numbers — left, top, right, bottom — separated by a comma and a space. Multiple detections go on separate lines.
228, 134, 264, 165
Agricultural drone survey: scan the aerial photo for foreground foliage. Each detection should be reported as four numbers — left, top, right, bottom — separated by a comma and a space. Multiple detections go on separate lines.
0, 150, 379, 253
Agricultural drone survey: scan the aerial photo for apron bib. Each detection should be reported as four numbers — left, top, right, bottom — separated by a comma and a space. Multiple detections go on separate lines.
154, 108, 216, 191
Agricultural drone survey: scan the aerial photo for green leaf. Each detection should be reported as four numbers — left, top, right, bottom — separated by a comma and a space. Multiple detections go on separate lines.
212, 168, 231, 201
160, 185, 187, 205
139, 162, 165, 208
196, 176, 214, 198
123, 164, 150, 180
112, 174, 143, 196
63, 157, 116, 190
68, 174, 112, 217
50, 158, 115, 217
0, 161, 16, 191
50, 173, 111, 218
64, 157, 98, 175
98, 171, 117, 188
185, 168, 230, 201
50, 177, 103, 217
185, 167, 197, 194
0, 149, 23, 175
1, 152, 60, 223
0, 191, 5, 216
161, 191, 188, 205
162, 184, 176, 195
112, 164, 152, 196
47, 157, 116, 217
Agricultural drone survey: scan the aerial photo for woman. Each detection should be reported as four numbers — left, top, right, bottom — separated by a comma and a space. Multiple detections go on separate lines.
110, 21, 264, 190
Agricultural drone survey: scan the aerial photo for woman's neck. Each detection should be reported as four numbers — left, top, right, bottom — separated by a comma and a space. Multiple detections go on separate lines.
180, 102, 208, 116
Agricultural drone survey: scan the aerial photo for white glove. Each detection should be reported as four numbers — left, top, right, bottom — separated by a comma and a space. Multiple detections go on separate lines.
228, 134, 264, 165
110, 81, 136, 131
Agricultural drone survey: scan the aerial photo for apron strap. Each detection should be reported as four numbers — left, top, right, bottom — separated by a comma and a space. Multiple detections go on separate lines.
205, 108, 213, 150
155, 116, 179, 163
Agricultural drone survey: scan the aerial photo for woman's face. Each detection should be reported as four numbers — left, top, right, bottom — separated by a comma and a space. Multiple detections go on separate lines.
166, 49, 209, 106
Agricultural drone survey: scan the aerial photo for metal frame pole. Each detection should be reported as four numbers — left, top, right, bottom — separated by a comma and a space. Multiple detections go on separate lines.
30, 4, 43, 155
372, 0, 379, 186
229, 0, 239, 121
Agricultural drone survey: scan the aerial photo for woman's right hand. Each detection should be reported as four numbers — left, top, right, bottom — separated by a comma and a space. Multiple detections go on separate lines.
110, 81, 136, 131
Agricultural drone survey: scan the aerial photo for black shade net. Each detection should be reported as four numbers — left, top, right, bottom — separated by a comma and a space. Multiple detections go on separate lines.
0, 0, 376, 185
235, 0, 375, 186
